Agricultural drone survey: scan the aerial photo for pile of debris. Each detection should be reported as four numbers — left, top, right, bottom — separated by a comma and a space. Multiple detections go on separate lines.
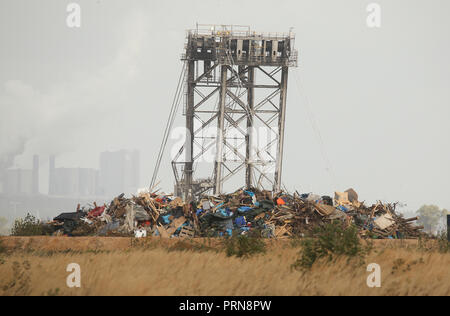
47, 188, 425, 239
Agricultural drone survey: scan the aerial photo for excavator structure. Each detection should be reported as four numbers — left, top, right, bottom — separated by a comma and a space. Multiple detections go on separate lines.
171, 24, 298, 199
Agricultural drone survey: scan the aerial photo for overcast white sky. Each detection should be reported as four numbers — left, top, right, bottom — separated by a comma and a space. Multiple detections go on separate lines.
0, 0, 449, 213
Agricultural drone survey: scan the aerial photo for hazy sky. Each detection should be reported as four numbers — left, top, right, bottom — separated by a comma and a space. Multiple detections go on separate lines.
0, 0, 449, 213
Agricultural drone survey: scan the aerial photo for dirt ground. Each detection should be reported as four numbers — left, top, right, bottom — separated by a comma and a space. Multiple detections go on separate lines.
0, 237, 448, 296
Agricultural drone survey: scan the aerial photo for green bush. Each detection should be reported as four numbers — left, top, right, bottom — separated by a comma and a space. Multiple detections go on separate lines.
10, 213, 45, 236
224, 231, 266, 258
437, 231, 449, 253
417, 231, 449, 253
0, 239, 5, 254
293, 221, 366, 270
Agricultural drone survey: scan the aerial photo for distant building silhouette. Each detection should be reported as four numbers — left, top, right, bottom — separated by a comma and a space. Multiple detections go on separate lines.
48, 156, 99, 197
2, 151, 139, 199
2, 155, 39, 196
98, 150, 140, 197
32, 155, 39, 195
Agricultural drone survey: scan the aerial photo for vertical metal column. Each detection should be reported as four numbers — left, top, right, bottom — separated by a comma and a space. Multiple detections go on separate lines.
447, 214, 450, 241
184, 60, 195, 199
245, 66, 255, 189
214, 65, 228, 194
274, 66, 289, 192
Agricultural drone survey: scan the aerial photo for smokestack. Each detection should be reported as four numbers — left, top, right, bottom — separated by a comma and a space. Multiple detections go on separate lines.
49, 155, 55, 195
32, 155, 39, 195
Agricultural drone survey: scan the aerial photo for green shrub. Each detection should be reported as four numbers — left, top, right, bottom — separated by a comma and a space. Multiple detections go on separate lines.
417, 234, 433, 252
10, 213, 45, 236
437, 231, 449, 253
224, 231, 266, 258
417, 231, 449, 253
293, 221, 366, 270
0, 239, 5, 254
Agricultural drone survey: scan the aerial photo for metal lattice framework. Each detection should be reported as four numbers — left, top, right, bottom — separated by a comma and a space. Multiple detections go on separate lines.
172, 25, 298, 199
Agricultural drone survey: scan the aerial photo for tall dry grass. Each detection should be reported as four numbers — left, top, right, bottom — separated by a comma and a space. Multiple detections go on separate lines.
0, 238, 449, 296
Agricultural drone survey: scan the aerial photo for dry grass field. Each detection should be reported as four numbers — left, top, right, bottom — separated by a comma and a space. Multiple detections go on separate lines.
0, 237, 449, 296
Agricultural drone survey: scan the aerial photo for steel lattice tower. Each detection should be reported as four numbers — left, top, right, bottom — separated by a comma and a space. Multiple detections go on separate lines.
172, 25, 298, 199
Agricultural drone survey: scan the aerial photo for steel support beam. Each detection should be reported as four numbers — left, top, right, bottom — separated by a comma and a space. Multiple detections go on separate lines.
245, 66, 255, 188
213, 65, 228, 194
184, 60, 195, 199
274, 67, 289, 192
447, 214, 450, 241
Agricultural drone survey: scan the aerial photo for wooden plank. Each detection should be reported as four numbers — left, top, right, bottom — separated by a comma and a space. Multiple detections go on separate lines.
314, 203, 335, 216
179, 226, 195, 238
157, 224, 169, 238
166, 216, 187, 236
